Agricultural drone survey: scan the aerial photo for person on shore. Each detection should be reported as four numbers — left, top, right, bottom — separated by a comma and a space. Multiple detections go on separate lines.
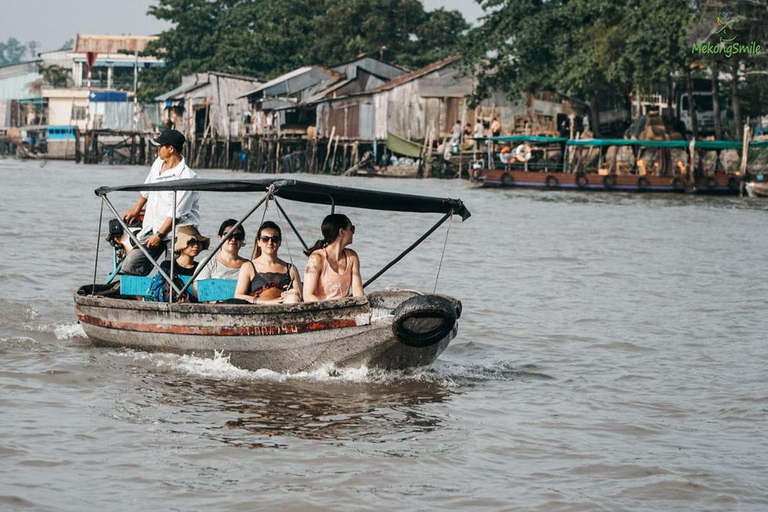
302, 214, 364, 303
452, 120, 462, 144
121, 129, 200, 276
491, 117, 502, 137
474, 120, 484, 139
234, 221, 302, 304
196, 219, 249, 281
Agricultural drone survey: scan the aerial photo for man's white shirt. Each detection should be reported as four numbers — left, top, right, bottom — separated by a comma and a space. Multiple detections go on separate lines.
138, 157, 201, 238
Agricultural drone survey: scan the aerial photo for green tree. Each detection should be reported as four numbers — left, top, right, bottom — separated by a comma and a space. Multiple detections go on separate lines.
689, 1, 768, 139
0, 37, 28, 66
138, 0, 468, 102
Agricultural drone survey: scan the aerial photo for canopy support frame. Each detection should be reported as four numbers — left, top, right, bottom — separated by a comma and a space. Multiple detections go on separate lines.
101, 195, 184, 296
91, 197, 105, 295
363, 210, 453, 289
176, 187, 274, 298
274, 198, 308, 252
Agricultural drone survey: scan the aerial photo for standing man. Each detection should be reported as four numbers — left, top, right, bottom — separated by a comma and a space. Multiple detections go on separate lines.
474, 119, 484, 139
451, 119, 462, 144
121, 129, 200, 276
491, 117, 502, 137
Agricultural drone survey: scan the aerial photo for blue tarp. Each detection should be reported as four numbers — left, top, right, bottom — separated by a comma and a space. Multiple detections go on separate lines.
89, 91, 128, 102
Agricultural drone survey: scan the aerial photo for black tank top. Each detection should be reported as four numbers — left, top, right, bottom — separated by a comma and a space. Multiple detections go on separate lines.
248, 261, 293, 296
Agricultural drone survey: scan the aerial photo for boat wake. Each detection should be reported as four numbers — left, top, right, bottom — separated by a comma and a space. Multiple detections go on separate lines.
117, 350, 553, 386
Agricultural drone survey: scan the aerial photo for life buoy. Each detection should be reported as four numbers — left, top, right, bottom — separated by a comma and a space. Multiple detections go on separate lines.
637, 177, 650, 191
545, 175, 559, 188
670, 177, 685, 192
705, 176, 718, 189
727, 176, 739, 192
575, 173, 589, 189
603, 175, 616, 189
501, 172, 513, 185
392, 295, 458, 348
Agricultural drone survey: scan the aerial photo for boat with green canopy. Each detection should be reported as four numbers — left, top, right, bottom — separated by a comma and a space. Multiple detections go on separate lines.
470, 135, 765, 194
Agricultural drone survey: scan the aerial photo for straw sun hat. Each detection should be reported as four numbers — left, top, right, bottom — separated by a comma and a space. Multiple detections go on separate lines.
173, 225, 210, 252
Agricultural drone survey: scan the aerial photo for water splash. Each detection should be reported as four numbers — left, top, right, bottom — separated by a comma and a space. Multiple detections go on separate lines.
54, 323, 87, 340
113, 349, 549, 388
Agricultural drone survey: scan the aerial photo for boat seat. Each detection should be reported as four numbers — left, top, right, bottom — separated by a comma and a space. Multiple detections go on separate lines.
120, 274, 192, 297
196, 279, 238, 302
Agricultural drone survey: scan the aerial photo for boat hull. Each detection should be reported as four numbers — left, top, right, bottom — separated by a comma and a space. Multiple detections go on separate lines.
471, 168, 740, 195
74, 287, 458, 372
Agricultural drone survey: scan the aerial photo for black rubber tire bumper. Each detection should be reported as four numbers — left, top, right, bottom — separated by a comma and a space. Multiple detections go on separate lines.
392, 295, 459, 348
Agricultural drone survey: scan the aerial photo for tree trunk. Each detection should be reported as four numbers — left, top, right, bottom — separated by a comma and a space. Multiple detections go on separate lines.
711, 63, 722, 140
731, 60, 742, 141
685, 70, 699, 138
590, 91, 602, 137
667, 73, 675, 121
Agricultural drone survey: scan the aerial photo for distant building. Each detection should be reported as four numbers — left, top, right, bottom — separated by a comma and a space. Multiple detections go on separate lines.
156, 72, 262, 142
311, 55, 581, 142
70, 34, 163, 90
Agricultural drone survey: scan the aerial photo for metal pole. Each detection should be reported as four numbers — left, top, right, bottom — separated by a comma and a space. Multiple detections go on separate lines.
274, 198, 308, 252
363, 211, 453, 289
177, 191, 273, 297
170, 191, 176, 304
100, 195, 183, 295
91, 197, 105, 295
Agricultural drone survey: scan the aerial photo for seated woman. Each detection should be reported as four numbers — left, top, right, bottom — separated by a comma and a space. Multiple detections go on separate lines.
155, 225, 210, 302
197, 219, 249, 280
234, 221, 302, 304
302, 213, 364, 303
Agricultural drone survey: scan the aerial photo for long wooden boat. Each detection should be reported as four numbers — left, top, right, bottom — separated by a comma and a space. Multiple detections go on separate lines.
472, 167, 739, 194
469, 136, 762, 195
74, 178, 470, 373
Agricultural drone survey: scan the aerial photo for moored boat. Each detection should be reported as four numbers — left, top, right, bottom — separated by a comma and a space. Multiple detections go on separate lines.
470, 136, 760, 195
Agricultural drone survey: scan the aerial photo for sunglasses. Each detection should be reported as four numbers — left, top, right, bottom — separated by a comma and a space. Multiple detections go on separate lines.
259, 235, 281, 244
223, 232, 245, 241
349, 225, 356, 233
187, 239, 202, 246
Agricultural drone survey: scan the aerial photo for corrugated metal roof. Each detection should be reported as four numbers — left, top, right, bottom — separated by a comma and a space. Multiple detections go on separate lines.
74, 34, 158, 54
365, 54, 461, 94
314, 55, 463, 104
154, 81, 207, 102
240, 67, 314, 97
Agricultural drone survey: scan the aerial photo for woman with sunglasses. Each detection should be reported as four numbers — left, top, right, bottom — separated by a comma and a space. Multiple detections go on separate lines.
197, 219, 249, 281
153, 225, 209, 302
234, 221, 302, 304
303, 213, 364, 303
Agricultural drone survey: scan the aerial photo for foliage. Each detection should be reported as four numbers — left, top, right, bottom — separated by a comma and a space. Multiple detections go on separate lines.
0, 37, 28, 66
464, 0, 768, 132
39, 65, 72, 87
139, 0, 468, 102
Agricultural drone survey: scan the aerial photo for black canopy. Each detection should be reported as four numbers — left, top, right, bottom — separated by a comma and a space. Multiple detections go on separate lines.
95, 178, 471, 220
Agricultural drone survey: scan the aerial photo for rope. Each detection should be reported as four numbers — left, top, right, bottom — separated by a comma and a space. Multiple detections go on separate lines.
274, 203, 299, 295
274, 201, 295, 269
433, 210, 453, 293
91, 197, 104, 295
251, 186, 274, 260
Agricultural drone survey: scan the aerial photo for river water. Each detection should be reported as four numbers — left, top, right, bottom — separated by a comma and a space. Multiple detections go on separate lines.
1, 158, 767, 511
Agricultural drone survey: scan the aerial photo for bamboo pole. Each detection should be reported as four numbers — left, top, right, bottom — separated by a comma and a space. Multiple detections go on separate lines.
740, 122, 750, 176
322, 126, 336, 172
330, 135, 340, 174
